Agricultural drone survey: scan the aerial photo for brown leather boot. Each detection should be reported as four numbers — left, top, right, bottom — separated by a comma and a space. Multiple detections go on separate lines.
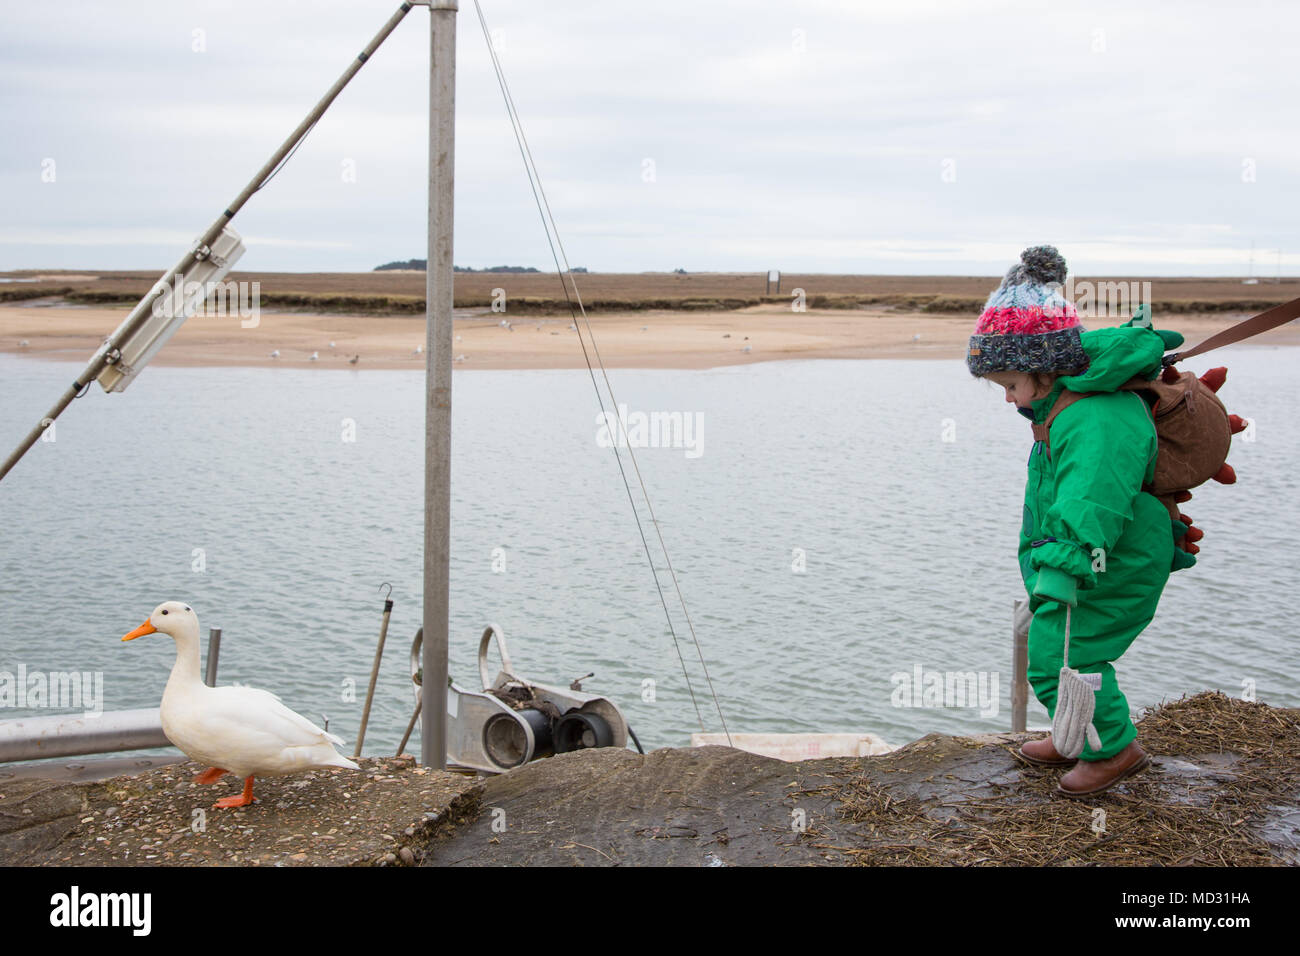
1016, 735, 1076, 767
1057, 740, 1151, 796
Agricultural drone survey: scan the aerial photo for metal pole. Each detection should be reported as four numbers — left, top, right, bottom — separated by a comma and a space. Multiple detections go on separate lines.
0, 382, 82, 482
421, 0, 457, 770
0, 1, 416, 485
204, 627, 222, 687
354, 592, 394, 758
398, 698, 422, 757
1012, 598, 1029, 732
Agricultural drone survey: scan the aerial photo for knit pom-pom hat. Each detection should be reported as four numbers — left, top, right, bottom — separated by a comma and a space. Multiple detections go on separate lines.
966, 245, 1086, 376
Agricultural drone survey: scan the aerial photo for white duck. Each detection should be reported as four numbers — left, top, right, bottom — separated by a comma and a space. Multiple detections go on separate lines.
122, 601, 359, 808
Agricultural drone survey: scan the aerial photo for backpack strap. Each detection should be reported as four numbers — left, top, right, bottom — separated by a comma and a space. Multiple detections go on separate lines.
1163, 295, 1300, 367
1031, 388, 1096, 457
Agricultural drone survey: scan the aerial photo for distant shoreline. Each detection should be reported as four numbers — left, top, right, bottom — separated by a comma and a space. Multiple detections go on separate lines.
2, 303, 1297, 372
3, 270, 1296, 319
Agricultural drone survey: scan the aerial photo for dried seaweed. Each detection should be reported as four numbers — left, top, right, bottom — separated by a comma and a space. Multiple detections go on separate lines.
810, 692, 1298, 866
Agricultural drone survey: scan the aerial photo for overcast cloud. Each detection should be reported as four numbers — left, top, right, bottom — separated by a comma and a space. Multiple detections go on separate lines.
1, 0, 1296, 276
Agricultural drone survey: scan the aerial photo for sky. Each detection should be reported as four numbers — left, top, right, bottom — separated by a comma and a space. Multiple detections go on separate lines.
1, 0, 1297, 276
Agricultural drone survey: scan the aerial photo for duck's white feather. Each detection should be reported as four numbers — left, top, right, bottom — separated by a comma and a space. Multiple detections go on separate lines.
141, 602, 360, 781
162, 683, 358, 779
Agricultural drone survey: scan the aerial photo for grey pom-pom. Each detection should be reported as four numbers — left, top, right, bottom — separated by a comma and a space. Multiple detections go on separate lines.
1019, 245, 1067, 285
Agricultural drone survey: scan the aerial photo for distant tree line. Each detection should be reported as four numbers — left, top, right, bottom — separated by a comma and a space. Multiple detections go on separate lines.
374, 259, 587, 273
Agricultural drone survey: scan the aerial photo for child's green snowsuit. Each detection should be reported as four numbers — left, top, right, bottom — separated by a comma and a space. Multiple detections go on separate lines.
1019, 324, 1178, 761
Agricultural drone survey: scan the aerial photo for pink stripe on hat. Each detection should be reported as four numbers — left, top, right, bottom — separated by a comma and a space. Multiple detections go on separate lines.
975, 304, 1079, 336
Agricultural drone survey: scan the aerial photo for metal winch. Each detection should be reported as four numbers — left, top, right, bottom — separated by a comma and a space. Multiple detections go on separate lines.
410, 624, 628, 774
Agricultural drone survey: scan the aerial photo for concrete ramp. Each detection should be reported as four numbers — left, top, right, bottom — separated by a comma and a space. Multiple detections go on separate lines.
3, 691, 1295, 867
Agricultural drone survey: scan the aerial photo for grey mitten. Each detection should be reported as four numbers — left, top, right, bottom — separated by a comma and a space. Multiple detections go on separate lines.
1050, 606, 1102, 759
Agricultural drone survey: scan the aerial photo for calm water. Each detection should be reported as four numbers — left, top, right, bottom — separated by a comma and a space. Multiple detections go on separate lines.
1, 345, 1296, 761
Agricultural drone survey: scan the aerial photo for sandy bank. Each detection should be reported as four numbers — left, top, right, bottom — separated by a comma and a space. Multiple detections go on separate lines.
2, 304, 1296, 372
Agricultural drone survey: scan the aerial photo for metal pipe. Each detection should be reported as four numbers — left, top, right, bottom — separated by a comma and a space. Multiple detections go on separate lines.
1012, 598, 1029, 732
0, 368, 93, 482
354, 590, 394, 758
0, 709, 169, 763
0, 625, 230, 762
204, 626, 222, 687
196, 1, 417, 255
421, 0, 457, 771
0, 1, 417, 485
398, 698, 422, 757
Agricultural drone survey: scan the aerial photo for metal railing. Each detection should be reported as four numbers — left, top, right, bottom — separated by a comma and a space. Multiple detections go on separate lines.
0, 627, 221, 764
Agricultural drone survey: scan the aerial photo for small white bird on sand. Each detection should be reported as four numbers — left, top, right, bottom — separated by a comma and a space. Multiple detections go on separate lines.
18, 339, 29, 348
328, 341, 336, 349
122, 602, 359, 808
912, 333, 922, 342
743, 344, 753, 353
270, 350, 280, 359
414, 344, 423, 354
309, 351, 319, 361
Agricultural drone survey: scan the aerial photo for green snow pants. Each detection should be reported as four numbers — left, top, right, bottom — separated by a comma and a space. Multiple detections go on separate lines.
1025, 492, 1173, 761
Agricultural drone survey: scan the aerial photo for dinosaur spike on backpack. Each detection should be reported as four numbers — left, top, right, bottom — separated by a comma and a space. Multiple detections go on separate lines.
1161, 365, 1181, 384
1185, 525, 1204, 543
1185, 541, 1200, 555
1228, 413, 1248, 434
1212, 462, 1237, 484
1199, 367, 1227, 393
1174, 490, 1193, 503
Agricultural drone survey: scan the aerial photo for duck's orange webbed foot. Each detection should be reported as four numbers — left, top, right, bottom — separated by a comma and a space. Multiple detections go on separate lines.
193, 767, 228, 785
213, 776, 256, 809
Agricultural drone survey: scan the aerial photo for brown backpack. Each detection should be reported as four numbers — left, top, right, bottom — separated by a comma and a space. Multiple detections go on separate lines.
1032, 366, 1242, 556
1028, 297, 1300, 564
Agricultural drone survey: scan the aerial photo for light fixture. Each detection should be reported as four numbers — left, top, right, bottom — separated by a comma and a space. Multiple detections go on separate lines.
95, 227, 245, 394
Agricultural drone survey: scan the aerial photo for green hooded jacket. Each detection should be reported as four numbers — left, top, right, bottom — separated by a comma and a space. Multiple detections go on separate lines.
1017, 320, 1186, 760
1018, 323, 1178, 605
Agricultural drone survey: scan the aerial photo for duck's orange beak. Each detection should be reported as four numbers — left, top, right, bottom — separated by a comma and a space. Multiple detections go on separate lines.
122, 620, 156, 641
